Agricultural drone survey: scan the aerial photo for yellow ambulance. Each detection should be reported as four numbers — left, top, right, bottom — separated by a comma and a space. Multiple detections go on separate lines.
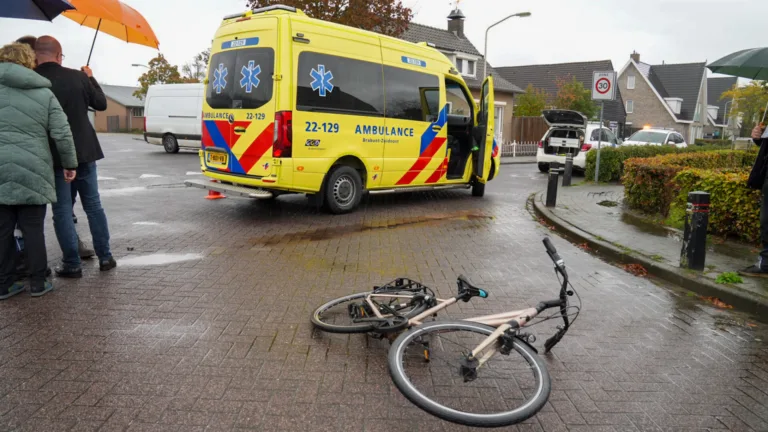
186, 4, 499, 214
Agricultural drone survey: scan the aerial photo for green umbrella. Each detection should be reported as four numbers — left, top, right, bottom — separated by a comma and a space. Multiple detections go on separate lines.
708, 47, 768, 80
708, 47, 768, 123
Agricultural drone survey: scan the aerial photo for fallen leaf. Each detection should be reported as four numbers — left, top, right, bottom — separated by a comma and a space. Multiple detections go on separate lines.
702, 297, 734, 309
577, 243, 591, 251
746, 323, 757, 328
622, 263, 648, 277
538, 218, 556, 231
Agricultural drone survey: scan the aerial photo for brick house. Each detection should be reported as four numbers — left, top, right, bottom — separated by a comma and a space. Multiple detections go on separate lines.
617, 52, 708, 142
496, 60, 627, 137
94, 85, 145, 133
704, 77, 739, 139
400, 8, 523, 143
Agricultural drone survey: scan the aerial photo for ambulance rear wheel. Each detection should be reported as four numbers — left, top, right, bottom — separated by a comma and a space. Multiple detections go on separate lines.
325, 166, 362, 214
472, 182, 485, 197
163, 134, 179, 154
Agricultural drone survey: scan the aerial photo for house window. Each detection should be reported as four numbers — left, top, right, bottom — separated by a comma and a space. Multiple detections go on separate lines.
627, 75, 635, 90
455, 58, 476, 77
626, 100, 634, 114
132, 107, 144, 117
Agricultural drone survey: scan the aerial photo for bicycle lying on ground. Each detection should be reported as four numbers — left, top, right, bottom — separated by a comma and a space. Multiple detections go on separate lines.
311, 237, 581, 428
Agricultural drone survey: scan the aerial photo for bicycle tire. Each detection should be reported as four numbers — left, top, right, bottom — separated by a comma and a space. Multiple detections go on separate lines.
388, 320, 551, 427
311, 291, 428, 334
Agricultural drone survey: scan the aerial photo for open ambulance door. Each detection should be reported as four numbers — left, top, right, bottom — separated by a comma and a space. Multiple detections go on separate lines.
473, 76, 494, 181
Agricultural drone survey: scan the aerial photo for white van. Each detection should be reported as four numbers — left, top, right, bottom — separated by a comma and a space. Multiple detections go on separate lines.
144, 83, 204, 153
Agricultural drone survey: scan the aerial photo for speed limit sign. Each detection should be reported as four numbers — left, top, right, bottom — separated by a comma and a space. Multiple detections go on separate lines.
592, 71, 616, 101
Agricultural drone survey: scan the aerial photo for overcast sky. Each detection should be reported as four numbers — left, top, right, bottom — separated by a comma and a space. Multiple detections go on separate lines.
0, 0, 763, 87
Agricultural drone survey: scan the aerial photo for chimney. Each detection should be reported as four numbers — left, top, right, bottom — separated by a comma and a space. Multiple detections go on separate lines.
630, 51, 640, 63
447, 8, 465, 38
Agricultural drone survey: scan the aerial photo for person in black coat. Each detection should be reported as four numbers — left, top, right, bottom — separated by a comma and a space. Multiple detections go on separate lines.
741, 121, 768, 277
34, 36, 116, 277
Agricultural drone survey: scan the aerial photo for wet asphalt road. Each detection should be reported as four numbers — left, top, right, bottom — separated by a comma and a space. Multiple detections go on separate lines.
0, 134, 766, 431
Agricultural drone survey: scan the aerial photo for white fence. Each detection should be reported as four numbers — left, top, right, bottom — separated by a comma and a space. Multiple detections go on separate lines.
501, 141, 538, 157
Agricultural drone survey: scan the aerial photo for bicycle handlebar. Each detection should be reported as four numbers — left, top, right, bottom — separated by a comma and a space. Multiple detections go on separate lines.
542, 237, 564, 270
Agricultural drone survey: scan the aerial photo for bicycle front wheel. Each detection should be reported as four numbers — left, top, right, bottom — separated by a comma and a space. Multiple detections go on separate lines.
311, 291, 427, 334
388, 320, 551, 428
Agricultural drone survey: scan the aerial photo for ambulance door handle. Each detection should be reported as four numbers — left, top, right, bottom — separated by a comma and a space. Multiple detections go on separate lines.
234, 127, 246, 135
431, 125, 441, 132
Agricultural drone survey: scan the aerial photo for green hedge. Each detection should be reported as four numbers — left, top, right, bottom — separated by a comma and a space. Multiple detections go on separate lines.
623, 150, 756, 216
671, 169, 760, 242
585, 145, 730, 183
694, 139, 732, 147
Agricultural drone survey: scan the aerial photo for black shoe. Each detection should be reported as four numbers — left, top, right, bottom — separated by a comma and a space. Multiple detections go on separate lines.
78, 239, 95, 259
100, 258, 117, 272
46, 267, 52, 278
738, 265, 768, 278
55, 266, 82, 279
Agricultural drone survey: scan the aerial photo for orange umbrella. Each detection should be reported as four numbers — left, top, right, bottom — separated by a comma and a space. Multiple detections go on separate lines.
61, 0, 159, 65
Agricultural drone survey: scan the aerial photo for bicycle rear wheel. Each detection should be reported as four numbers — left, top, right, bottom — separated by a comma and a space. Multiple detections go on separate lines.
311, 291, 427, 334
388, 320, 551, 427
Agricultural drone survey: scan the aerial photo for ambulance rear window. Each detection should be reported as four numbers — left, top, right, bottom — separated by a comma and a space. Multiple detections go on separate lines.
207, 47, 275, 110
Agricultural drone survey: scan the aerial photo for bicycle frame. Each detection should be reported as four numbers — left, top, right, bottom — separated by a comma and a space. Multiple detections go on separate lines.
362, 291, 543, 367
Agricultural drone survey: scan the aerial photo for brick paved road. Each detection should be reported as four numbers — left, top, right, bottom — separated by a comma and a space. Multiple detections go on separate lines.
1, 135, 767, 431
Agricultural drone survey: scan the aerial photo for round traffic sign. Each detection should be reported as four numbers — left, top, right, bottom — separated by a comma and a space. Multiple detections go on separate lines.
596, 77, 611, 94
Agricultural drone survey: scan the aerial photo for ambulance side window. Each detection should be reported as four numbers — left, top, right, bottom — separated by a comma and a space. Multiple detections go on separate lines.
383, 66, 439, 122
206, 48, 275, 110
296, 52, 384, 116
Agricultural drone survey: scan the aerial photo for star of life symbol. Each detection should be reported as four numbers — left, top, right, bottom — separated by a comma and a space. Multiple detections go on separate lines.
213, 63, 228, 94
239, 61, 261, 93
310, 64, 334, 97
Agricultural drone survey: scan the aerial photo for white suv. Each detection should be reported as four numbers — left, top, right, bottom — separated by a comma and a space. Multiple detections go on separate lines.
622, 128, 688, 148
536, 110, 620, 173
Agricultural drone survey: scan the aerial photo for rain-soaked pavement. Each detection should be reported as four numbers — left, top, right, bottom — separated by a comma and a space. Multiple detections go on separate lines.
1, 134, 767, 431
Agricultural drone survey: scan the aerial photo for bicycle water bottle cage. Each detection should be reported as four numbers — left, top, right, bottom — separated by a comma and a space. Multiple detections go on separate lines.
457, 275, 490, 302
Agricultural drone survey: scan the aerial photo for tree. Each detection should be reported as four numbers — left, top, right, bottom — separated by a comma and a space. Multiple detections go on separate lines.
245, 0, 413, 37
554, 75, 598, 119
182, 48, 210, 83
721, 81, 768, 133
134, 54, 186, 99
514, 84, 549, 117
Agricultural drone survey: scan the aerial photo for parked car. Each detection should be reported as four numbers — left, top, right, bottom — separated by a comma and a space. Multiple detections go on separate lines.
536, 110, 620, 173
622, 128, 687, 148
144, 83, 204, 153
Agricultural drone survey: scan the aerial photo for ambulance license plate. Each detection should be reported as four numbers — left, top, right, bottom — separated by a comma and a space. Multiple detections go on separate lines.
207, 151, 228, 167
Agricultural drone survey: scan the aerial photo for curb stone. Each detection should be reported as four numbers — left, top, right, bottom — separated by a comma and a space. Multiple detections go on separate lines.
531, 192, 768, 317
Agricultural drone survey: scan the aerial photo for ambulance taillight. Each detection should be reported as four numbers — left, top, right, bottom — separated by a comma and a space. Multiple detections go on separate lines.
273, 111, 293, 158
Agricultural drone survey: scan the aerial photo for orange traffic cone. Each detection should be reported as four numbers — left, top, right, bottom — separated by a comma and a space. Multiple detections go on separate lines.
205, 180, 226, 200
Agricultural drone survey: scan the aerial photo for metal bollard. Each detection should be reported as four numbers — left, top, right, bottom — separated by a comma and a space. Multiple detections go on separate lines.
546, 163, 561, 207
562, 154, 573, 187
680, 191, 710, 271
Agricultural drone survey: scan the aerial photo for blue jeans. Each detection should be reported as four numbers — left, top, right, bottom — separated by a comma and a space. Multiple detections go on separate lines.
53, 162, 112, 267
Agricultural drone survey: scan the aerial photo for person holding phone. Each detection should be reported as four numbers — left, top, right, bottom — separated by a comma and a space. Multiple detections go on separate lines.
741, 120, 768, 277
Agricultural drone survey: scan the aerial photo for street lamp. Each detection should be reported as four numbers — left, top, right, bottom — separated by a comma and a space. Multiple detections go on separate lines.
131, 64, 149, 69
483, 11, 531, 78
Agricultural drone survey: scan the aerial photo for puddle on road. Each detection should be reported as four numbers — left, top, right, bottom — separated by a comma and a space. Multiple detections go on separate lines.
140, 174, 162, 179
252, 210, 494, 245
98, 176, 117, 181
133, 221, 160, 226
119, 253, 203, 266
100, 187, 145, 197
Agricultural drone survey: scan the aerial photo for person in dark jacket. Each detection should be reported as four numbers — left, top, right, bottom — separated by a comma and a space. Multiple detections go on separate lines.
0, 43, 78, 299
34, 36, 116, 277
741, 121, 768, 277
